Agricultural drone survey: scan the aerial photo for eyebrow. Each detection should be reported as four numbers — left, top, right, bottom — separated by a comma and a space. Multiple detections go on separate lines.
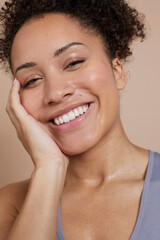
15, 62, 36, 74
15, 42, 86, 74
54, 42, 85, 57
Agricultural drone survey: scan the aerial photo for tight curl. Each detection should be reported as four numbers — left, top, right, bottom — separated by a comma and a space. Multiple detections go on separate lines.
0, 0, 146, 71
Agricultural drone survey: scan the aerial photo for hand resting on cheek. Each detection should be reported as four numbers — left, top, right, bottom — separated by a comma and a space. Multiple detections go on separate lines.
6, 78, 69, 170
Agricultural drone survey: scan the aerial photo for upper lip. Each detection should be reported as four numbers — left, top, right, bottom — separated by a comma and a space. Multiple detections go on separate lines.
48, 101, 91, 121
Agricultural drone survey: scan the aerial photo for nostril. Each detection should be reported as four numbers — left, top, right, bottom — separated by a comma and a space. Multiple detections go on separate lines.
44, 84, 76, 105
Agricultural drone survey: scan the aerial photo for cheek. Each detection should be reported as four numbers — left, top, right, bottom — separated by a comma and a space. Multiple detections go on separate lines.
78, 63, 120, 125
78, 62, 118, 97
20, 91, 41, 118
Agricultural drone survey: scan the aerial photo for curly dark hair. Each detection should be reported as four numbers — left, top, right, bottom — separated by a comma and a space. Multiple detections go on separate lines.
0, 0, 146, 72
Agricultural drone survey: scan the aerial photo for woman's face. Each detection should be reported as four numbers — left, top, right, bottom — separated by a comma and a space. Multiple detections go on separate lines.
11, 13, 126, 155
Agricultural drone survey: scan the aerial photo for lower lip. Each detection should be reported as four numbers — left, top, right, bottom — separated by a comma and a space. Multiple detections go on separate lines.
49, 103, 93, 132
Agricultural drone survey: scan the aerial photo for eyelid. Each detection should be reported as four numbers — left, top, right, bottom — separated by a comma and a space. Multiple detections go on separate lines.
64, 58, 85, 70
22, 77, 42, 89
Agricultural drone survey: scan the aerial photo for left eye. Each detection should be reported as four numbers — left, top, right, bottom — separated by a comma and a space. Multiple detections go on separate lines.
65, 60, 85, 70
22, 78, 41, 89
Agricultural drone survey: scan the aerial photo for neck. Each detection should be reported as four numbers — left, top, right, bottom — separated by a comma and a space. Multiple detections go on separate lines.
65, 118, 148, 188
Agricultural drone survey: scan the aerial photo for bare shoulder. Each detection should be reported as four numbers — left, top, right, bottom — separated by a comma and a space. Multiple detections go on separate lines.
0, 179, 30, 210
0, 179, 30, 239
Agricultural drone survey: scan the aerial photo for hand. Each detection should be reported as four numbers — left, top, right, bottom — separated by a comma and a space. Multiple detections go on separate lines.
6, 79, 69, 170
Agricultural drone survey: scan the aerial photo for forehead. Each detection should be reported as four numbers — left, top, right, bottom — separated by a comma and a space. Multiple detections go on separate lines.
11, 13, 107, 72
12, 14, 101, 52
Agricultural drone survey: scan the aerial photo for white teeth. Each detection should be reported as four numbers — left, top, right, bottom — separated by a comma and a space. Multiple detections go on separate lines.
68, 111, 76, 121
54, 119, 60, 126
78, 106, 83, 115
53, 104, 89, 126
83, 105, 88, 113
62, 114, 70, 123
59, 116, 63, 124
74, 108, 80, 117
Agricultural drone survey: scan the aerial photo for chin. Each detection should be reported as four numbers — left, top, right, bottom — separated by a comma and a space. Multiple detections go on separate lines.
56, 135, 100, 157
58, 144, 90, 156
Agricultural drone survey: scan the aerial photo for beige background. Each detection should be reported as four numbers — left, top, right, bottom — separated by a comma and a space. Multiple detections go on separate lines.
0, 0, 160, 188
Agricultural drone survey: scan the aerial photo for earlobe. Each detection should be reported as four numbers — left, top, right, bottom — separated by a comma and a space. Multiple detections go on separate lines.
112, 58, 127, 90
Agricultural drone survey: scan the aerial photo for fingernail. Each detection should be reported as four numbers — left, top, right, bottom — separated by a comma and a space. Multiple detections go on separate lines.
12, 78, 17, 85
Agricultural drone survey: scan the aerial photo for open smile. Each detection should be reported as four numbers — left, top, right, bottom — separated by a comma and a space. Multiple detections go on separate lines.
49, 103, 92, 131
52, 104, 89, 126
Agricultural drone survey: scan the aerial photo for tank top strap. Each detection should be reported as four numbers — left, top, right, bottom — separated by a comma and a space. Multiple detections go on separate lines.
56, 150, 160, 240
56, 201, 65, 240
130, 150, 160, 240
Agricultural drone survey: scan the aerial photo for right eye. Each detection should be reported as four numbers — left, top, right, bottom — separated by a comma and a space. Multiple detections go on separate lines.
22, 78, 42, 89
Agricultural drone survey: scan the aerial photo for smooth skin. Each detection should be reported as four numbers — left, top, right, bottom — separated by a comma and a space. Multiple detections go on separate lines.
0, 13, 149, 240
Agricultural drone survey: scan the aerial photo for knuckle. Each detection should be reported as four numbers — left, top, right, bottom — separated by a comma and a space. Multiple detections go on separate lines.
5, 105, 9, 113
10, 102, 15, 111
10, 99, 17, 111
6, 103, 12, 115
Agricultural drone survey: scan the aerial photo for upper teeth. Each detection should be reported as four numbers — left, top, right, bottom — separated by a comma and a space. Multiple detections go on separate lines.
53, 104, 89, 126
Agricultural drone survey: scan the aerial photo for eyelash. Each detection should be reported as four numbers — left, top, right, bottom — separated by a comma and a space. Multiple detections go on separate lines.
64, 59, 85, 70
22, 59, 85, 89
22, 78, 41, 89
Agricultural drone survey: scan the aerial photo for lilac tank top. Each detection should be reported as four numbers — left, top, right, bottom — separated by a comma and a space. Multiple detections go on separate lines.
56, 150, 160, 240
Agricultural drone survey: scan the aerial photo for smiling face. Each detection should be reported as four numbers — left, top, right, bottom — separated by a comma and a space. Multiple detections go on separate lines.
11, 13, 126, 155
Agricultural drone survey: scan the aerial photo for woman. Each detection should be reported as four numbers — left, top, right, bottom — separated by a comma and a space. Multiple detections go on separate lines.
0, 0, 159, 239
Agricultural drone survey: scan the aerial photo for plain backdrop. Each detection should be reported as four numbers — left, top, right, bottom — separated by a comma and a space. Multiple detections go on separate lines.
0, 0, 160, 188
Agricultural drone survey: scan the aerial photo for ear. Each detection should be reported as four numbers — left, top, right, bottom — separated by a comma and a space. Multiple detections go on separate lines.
112, 58, 127, 90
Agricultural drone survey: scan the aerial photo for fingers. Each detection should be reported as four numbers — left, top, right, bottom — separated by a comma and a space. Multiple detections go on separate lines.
6, 78, 22, 132
6, 78, 33, 135
6, 78, 33, 149
7, 79, 28, 121
6, 78, 42, 139
6, 79, 69, 168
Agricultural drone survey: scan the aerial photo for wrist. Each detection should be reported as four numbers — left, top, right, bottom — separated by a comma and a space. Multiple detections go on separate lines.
31, 161, 68, 181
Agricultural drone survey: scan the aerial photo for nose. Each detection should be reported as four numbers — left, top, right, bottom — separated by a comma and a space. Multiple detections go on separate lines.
43, 75, 76, 105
